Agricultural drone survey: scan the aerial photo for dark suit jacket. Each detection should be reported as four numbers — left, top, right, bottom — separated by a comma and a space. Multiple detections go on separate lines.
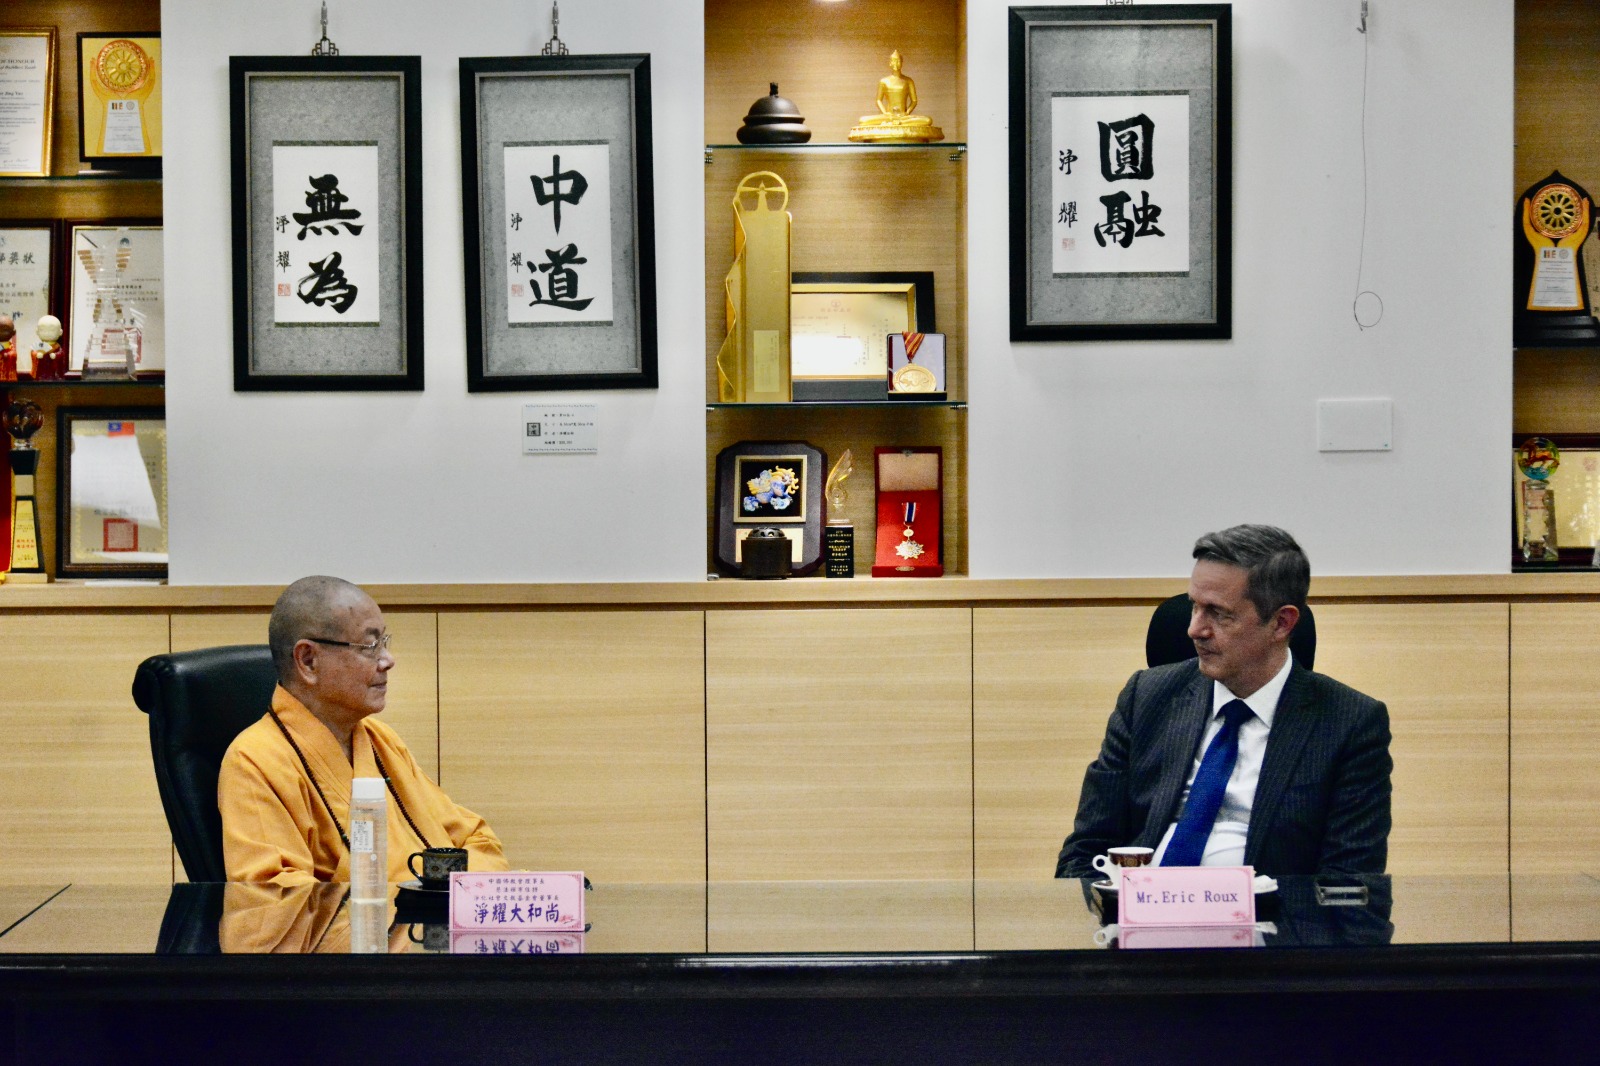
1055, 659, 1392, 878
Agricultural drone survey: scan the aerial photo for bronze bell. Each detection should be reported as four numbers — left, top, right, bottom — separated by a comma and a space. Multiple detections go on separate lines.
736, 83, 812, 145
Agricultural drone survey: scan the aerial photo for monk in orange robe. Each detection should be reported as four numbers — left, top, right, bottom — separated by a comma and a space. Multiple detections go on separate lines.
219, 575, 508, 885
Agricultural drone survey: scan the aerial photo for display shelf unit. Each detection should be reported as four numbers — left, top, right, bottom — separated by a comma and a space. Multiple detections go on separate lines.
1, 0, 163, 583
704, 0, 967, 577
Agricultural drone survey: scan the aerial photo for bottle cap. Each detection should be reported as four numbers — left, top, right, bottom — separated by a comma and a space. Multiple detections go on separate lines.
351, 777, 385, 802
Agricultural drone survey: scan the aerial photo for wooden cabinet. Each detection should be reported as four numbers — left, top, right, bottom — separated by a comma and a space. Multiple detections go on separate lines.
704, 0, 968, 574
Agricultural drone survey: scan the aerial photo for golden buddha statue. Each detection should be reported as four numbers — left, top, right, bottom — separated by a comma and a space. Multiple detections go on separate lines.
848, 50, 943, 144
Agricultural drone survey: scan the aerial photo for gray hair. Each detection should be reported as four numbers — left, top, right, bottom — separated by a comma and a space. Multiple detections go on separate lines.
1192, 524, 1310, 622
267, 575, 367, 684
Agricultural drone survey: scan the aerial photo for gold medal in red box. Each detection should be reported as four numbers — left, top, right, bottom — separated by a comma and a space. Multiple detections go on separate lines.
449, 871, 586, 935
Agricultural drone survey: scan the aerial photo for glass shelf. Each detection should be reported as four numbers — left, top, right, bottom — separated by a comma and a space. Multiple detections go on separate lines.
708, 400, 965, 410
2, 377, 164, 388
0, 172, 161, 187
706, 142, 965, 161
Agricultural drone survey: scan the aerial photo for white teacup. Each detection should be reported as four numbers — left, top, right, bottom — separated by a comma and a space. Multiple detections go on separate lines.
1092, 846, 1155, 878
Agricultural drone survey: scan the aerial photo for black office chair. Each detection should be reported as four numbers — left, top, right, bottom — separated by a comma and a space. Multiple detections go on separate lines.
1145, 593, 1317, 670
132, 645, 277, 882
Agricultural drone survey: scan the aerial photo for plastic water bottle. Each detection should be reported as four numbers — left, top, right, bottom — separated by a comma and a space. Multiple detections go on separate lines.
349, 776, 387, 903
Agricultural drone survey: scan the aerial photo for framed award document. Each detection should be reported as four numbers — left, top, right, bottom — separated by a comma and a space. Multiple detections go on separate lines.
0, 223, 57, 355
789, 271, 933, 402
77, 33, 161, 168
65, 221, 164, 377
56, 407, 167, 580
0, 28, 56, 177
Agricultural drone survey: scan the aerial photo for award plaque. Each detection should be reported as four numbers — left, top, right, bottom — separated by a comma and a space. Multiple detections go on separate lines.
3, 399, 46, 582
789, 272, 932, 402
77, 33, 162, 168
68, 223, 163, 377
1514, 171, 1600, 346
0, 29, 55, 178
824, 448, 855, 578
714, 440, 825, 576
56, 407, 167, 579
715, 172, 792, 403
1516, 437, 1560, 565
872, 446, 943, 578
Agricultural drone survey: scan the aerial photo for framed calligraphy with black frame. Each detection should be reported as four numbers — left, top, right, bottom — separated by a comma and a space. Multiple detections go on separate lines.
1009, 5, 1232, 341
229, 56, 423, 391
460, 54, 658, 392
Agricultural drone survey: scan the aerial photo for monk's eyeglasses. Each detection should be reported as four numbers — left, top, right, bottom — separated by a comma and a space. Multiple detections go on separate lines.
307, 632, 392, 658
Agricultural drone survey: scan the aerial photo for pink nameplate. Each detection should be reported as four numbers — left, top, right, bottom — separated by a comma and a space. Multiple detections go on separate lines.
1119, 925, 1258, 950
1117, 866, 1255, 927
449, 871, 585, 932
450, 931, 585, 955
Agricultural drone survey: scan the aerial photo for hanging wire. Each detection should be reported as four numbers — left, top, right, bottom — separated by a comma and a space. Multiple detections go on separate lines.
1352, 1, 1383, 329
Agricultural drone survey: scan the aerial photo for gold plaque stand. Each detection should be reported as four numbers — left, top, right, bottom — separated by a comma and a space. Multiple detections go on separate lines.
716, 172, 792, 403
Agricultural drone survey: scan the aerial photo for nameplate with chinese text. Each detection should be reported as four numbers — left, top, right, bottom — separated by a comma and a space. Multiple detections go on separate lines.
451, 931, 585, 955
449, 871, 586, 932
1117, 866, 1255, 928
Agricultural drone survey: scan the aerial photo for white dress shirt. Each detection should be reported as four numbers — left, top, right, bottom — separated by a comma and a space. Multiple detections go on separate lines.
1152, 652, 1293, 867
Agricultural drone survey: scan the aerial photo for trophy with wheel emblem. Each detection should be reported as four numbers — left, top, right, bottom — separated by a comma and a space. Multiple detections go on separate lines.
1514, 172, 1600, 346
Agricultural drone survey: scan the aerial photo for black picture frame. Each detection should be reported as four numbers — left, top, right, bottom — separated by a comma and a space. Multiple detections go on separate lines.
229, 55, 424, 391
460, 54, 658, 392
56, 405, 167, 580
1009, 5, 1232, 341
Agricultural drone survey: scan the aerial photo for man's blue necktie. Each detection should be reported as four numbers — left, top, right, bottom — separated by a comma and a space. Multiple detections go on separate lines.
1161, 699, 1254, 867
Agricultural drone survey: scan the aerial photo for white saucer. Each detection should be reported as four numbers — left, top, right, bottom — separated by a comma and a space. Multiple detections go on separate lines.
397, 879, 449, 895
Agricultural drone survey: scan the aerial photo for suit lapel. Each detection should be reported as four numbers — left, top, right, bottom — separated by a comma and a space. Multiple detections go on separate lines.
1246, 664, 1314, 861
1144, 671, 1212, 839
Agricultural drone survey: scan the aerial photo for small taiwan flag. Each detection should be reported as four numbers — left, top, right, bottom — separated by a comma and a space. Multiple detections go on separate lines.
108, 422, 135, 436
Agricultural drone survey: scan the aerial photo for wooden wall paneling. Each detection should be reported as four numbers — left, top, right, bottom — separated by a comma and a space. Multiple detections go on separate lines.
1511, 874, 1600, 942
972, 606, 1151, 880
707, 880, 972, 952
1312, 603, 1510, 875
1387, 876, 1509, 944
0, 612, 171, 883
438, 610, 706, 883
170, 609, 439, 779
973, 879, 1107, 950
1511, 602, 1600, 873
582, 883, 708, 953
706, 607, 972, 881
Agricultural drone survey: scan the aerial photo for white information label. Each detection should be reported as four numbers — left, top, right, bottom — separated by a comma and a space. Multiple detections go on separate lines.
522, 404, 598, 455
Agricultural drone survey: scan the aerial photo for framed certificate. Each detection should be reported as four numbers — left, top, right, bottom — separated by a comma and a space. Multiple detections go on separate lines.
789, 271, 933, 401
77, 32, 161, 168
56, 407, 167, 580
460, 54, 658, 391
230, 55, 423, 390
64, 221, 163, 376
0, 28, 56, 177
1511, 433, 1600, 570
0, 223, 57, 353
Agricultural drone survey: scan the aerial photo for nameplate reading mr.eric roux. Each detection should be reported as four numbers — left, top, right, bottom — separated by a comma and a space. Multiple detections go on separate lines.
1117, 866, 1256, 928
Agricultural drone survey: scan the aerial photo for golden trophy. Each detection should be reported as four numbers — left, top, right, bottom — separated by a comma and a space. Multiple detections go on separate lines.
4, 399, 47, 583
847, 51, 943, 144
823, 449, 855, 578
715, 172, 793, 403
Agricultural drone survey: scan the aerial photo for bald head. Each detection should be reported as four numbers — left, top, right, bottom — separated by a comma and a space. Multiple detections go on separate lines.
268, 575, 372, 684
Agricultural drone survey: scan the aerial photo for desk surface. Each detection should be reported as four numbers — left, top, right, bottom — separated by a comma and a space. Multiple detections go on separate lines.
8, 877, 1600, 1063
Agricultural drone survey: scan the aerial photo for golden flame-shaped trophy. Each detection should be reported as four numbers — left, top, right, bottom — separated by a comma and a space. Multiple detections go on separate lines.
823, 448, 855, 577
716, 172, 792, 403
3, 399, 47, 583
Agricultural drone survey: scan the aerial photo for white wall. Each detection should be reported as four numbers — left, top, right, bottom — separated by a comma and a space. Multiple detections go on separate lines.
968, 0, 1512, 577
163, 0, 707, 583
164, 0, 1512, 584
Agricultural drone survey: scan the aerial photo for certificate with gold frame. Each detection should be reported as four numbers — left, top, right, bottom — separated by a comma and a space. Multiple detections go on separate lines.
1511, 433, 1600, 569
0, 28, 56, 177
790, 271, 933, 401
77, 32, 161, 168
56, 406, 167, 579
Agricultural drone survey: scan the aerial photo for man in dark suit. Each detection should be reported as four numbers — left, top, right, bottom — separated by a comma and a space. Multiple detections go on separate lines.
1056, 525, 1392, 878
